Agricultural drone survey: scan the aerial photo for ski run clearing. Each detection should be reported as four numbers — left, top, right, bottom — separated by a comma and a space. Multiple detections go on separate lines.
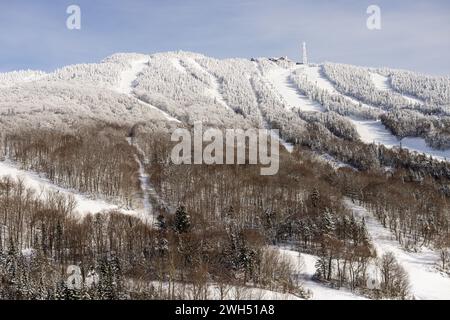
116, 58, 149, 95
0, 161, 143, 220
370, 72, 423, 105
344, 199, 450, 300
4, 156, 450, 299
266, 67, 324, 112
115, 57, 181, 123
274, 247, 368, 300
267, 65, 450, 162
186, 58, 236, 113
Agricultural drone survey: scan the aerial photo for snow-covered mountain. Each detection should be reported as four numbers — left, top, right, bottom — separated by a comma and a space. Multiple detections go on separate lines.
1, 51, 449, 161
2, 51, 450, 300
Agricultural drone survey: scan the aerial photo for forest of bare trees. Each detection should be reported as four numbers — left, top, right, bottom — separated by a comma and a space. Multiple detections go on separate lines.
1, 119, 449, 300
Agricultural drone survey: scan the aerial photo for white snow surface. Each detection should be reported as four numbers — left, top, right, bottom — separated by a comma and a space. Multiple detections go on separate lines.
370, 72, 423, 105
186, 58, 236, 113
0, 161, 139, 219
170, 58, 187, 74
266, 67, 324, 112
274, 247, 368, 300
269, 64, 449, 162
301, 65, 340, 94
144, 280, 303, 300
350, 118, 450, 161
115, 57, 180, 123
269, 128, 294, 153
116, 58, 149, 95
345, 199, 450, 300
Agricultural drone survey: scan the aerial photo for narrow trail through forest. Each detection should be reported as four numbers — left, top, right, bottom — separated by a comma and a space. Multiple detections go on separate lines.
344, 199, 450, 300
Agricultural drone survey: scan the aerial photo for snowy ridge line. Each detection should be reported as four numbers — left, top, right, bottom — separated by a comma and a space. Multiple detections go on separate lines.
0, 70, 47, 88
344, 199, 450, 300
0, 160, 142, 220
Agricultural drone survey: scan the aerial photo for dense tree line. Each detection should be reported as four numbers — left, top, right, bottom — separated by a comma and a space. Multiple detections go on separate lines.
3, 121, 450, 299
322, 63, 415, 110
381, 110, 450, 150
384, 68, 450, 106
2, 125, 140, 207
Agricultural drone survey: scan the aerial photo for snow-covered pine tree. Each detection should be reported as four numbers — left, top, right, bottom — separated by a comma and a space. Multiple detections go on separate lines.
174, 205, 191, 234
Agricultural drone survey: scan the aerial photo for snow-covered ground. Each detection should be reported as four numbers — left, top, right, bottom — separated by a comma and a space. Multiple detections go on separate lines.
266, 67, 324, 112
314, 152, 356, 170
269, 128, 294, 153
116, 58, 149, 95
0, 70, 46, 88
268, 64, 449, 162
0, 161, 140, 219
185, 58, 236, 113
115, 57, 181, 123
351, 118, 450, 161
144, 280, 303, 300
275, 247, 368, 300
126, 137, 169, 223
300, 65, 340, 95
170, 58, 187, 74
370, 72, 391, 91
370, 72, 423, 105
345, 199, 450, 300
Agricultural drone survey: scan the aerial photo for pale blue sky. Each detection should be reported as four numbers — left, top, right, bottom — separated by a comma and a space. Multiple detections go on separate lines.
1, 0, 449, 75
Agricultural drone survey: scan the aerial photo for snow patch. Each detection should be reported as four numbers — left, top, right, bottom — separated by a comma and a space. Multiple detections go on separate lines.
350, 118, 450, 161
370, 72, 422, 105
275, 247, 368, 300
266, 67, 324, 113
0, 161, 140, 219
345, 199, 450, 300
186, 58, 235, 113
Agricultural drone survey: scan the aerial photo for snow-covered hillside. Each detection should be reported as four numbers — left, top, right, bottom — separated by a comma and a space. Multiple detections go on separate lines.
345, 199, 450, 300
1, 50, 449, 158
0, 161, 144, 220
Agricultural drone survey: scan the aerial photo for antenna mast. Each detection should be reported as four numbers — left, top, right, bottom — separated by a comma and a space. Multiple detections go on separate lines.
302, 42, 308, 65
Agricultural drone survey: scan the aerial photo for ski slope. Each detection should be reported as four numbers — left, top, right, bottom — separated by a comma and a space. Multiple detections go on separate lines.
370, 72, 423, 105
268, 65, 449, 162
345, 199, 450, 300
170, 58, 187, 74
274, 247, 368, 300
301, 65, 340, 94
266, 67, 324, 112
116, 58, 149, 95
351, 118, 450, 161
0, 161, 139, 219
269, 128, 294, 153
115, 57, 181, 123
186, 58, 236, 113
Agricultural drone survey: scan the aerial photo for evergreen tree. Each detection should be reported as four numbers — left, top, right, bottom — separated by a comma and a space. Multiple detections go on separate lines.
174, 206, 191, 234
